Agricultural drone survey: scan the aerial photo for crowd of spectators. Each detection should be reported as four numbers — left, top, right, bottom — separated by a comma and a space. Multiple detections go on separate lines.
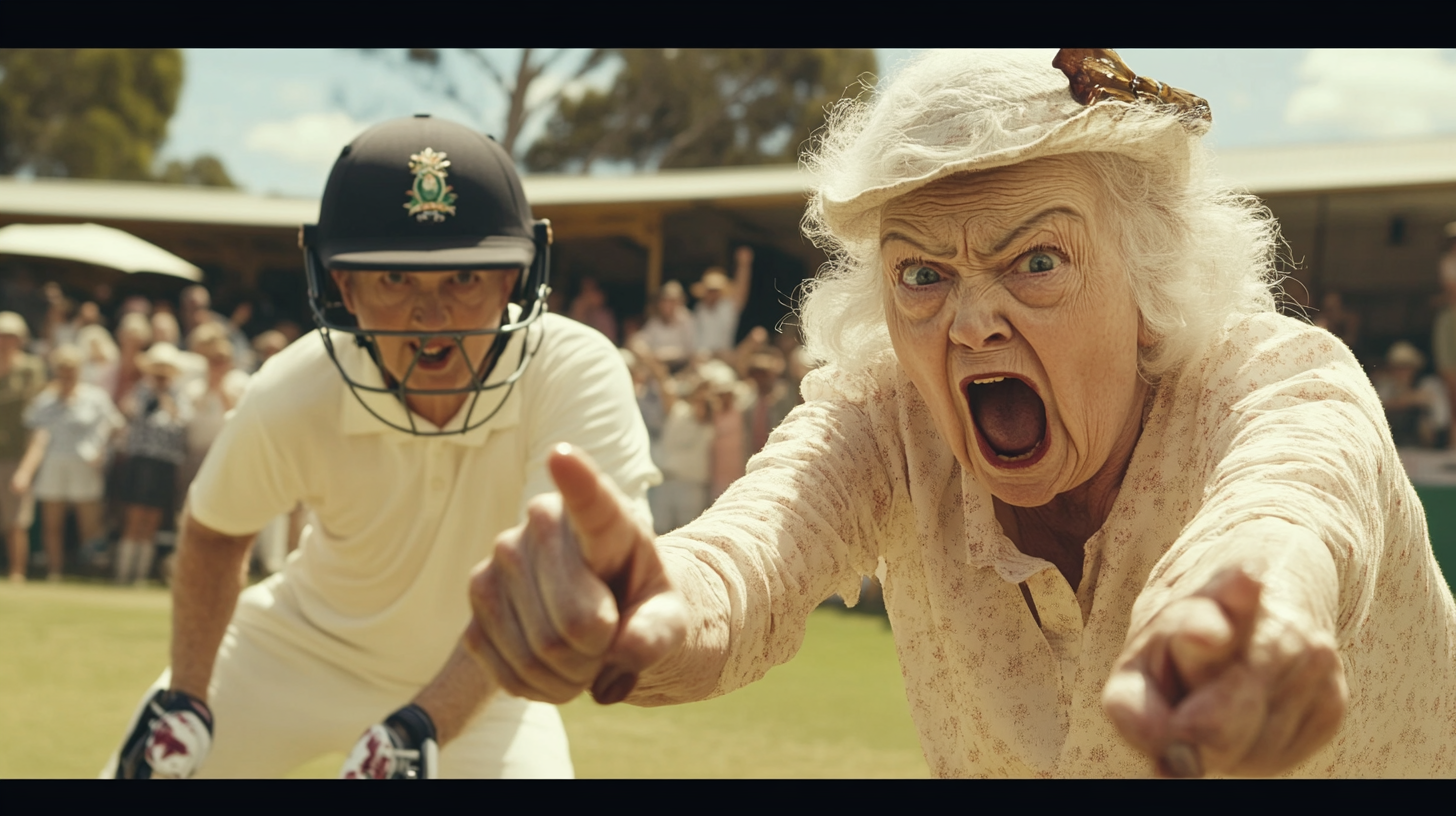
1358, 222, 1456, 451
0, 283, 297, 585
568, 246, 816, 534
1, 248, 812, 583
3, 245, 816, 582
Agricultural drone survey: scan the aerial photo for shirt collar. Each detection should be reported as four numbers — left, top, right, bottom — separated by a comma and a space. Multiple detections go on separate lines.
335, 305, 531, 446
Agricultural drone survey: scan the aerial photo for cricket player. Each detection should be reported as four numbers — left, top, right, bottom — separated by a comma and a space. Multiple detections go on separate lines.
107, 115, 658, 778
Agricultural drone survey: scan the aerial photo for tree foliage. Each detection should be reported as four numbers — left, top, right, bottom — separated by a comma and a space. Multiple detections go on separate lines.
524, 49, 877, 173
359, 49, 609, 160
0, 49, 182, 180
156, 154, 234, 188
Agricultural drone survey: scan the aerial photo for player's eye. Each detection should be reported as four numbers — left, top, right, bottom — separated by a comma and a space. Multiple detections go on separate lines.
382, 271, 408, 286
452, 270, 479, 286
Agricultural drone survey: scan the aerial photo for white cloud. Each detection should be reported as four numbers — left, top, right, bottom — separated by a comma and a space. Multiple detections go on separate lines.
244, 111, 371, 165
1285, 49, 1456, 138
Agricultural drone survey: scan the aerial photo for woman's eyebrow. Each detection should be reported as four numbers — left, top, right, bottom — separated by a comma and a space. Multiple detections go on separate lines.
879, 230, 956, 256
990, 207, 1082, 254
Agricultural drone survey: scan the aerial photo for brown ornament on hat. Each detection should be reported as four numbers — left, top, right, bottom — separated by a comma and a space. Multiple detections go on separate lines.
1053, 48, 1212, 131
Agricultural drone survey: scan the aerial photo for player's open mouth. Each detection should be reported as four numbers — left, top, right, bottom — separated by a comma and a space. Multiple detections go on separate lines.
412, 342, 455, 371
963, 374, 1048, 469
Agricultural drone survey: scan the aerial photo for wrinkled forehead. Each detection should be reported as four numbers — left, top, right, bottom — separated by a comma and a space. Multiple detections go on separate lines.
878, 157, 1103, 249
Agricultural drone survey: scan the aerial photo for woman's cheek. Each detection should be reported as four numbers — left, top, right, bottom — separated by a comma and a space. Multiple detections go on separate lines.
891, 283, 949, 325
1006, 268, 1070, 310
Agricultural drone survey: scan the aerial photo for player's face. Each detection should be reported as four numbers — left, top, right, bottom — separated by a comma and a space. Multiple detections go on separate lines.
332, 269, 520, 418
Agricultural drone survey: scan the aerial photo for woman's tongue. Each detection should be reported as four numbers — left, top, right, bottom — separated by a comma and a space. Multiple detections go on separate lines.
969, 379, 1047, 457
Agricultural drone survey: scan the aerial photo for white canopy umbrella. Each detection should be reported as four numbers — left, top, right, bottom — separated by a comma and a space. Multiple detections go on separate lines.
0, 222, 202, 281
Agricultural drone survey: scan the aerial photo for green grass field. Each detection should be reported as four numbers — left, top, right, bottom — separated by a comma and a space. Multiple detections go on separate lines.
0, 580, 928, 778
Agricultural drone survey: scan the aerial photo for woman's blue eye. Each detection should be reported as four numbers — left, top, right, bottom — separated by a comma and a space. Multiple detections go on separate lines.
1022, 252, 1059, 274
900, 266, 942, 287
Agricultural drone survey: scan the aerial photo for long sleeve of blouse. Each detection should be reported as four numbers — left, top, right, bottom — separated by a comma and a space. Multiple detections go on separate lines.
639, 377, 888, 705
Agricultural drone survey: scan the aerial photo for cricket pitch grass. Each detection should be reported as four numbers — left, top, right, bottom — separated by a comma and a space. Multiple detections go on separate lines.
0, 580, 928, 778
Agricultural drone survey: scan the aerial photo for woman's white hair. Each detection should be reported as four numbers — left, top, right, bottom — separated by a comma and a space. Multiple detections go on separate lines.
798, 49, 1283, 381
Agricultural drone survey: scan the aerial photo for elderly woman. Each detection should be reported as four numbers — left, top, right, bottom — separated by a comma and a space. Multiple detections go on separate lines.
113, 312, 153, 405
114, 342, 192, 585
464, 50, 1456, 777
14, 345, 124, 580
631, 280, 697, 372
77, 324, 121, 397
180, 323, 249, 499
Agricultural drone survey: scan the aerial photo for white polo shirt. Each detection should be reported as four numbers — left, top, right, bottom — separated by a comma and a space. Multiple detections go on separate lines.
188, 312, 660, 688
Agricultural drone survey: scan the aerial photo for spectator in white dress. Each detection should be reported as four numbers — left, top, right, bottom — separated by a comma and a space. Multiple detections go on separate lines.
180, 323, 249, 503
113, 312, 153, 406
655, 374, 714, 533
632, 281, 696, 372
691, 246, 754, 356
77, 324, 120, 397
14, 345, 124, 580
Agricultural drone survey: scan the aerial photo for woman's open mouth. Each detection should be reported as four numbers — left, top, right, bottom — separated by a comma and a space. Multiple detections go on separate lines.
963, 374, 1049, 469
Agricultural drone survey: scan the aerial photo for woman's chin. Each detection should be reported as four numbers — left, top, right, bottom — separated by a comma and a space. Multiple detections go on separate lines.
983, 481, 1060, 509
966, 438, 1066, 507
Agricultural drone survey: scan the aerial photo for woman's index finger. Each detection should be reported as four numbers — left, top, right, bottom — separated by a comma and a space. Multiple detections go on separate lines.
547, 443, 636, 577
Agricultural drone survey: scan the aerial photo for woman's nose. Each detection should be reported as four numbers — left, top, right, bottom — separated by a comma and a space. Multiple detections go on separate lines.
947, 290, 1014, 351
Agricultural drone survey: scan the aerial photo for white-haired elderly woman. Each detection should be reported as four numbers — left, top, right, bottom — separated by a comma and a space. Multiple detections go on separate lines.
463, 49, 1456, 778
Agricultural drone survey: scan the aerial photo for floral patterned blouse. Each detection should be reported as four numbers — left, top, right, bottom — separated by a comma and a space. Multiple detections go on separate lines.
642, 312, 1456, 777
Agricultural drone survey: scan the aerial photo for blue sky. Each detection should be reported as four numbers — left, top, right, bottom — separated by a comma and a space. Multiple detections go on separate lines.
157, 49, 1456, 199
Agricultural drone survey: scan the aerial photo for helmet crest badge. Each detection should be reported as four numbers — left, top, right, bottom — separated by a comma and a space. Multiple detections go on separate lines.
404, 147, 458, 222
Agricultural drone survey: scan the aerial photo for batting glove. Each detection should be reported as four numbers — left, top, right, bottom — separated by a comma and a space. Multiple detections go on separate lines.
115, 689, 214, 779
339, 703, 439, 779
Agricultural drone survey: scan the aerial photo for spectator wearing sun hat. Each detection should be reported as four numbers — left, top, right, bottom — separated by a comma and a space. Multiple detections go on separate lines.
15, 344, 124, 580
114, 342, 192, 585
692, 246, 755, 356
633, 280, 697, 372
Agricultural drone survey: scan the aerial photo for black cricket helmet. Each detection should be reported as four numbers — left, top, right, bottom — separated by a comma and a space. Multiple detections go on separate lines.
300, 114, 551, 435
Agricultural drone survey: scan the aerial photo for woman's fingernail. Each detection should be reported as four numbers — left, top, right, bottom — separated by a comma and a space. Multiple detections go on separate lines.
1163, 741, 1204, 778
592, 669, 638, 705
590, 667, 619, 701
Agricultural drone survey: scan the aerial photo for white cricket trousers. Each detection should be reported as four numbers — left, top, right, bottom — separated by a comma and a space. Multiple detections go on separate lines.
102, 617, 574, 778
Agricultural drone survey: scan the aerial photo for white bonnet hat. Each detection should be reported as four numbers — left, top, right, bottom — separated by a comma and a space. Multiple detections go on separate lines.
816, 49, 1212, 242
138, 342, 187, 376
0, 311, 30, 343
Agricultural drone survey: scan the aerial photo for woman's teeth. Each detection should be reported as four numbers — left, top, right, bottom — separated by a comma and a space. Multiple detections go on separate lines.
995, 449, 1037, 462
972, 376, 1006, 384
